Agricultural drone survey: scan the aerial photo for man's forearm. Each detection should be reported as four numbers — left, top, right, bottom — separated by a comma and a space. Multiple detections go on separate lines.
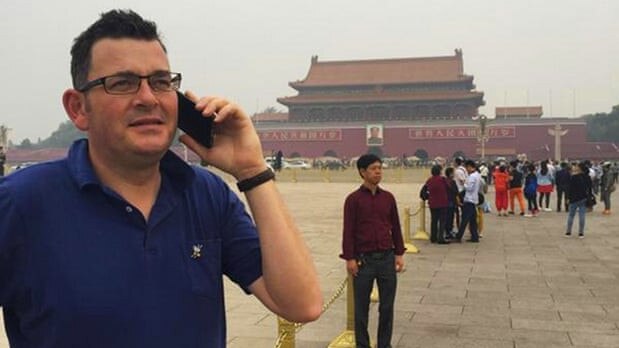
244, 180, 323, 321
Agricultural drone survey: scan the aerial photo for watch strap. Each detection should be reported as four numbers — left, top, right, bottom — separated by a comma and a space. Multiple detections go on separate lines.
237, 168, 275, 192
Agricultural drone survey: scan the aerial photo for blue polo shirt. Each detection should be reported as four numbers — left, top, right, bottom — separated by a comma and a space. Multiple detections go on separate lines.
0, 139, 262, 347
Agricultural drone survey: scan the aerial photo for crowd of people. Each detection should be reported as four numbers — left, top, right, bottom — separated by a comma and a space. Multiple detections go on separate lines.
422, 157, 618, 243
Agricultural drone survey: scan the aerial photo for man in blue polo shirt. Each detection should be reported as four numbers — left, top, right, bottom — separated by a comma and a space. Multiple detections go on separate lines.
0, 9, 322, 347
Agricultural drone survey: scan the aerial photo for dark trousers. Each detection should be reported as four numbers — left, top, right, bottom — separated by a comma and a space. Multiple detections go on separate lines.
354, 250, 397, 348
456, 202, 478, 241
556, 186, 569, 212
538, 192, 550, 209
601, 189, 611, 210
445, 205, 456, 235
430, 207, 447, 243
527, 195, 538, 212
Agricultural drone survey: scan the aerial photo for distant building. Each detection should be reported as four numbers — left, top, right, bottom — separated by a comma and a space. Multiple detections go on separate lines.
253, 50, 617, 161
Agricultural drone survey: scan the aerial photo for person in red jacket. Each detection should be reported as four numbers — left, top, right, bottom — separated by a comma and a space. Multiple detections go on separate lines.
425, 165, 450, 244
493, 164, 510, 216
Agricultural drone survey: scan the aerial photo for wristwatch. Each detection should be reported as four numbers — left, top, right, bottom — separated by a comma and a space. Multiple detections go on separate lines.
236, 168, 275, 192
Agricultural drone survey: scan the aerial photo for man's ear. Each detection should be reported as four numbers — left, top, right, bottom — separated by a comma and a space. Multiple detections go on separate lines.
62, 89, 89, 131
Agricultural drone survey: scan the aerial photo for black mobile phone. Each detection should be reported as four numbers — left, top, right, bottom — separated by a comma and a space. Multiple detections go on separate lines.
177, 91, 214, 148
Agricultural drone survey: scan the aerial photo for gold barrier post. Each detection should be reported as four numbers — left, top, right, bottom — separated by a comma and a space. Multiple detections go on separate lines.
403, 207, 419, 254
276, 317, 296, 348
396, 166, 403, 183
291, 169, 298, 183
328, 275, 356, 348
370, 285, 379, 302
412, 200, 430, 240
477, 206, 484, 237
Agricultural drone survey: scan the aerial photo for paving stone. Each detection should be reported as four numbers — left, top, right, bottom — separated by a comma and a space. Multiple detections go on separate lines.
458, 326, 571, 345
569, 332, 619, 347
513, 318, 617, 333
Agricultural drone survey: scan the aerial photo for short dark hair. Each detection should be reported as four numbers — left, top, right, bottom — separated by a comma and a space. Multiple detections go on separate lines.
357, 154, 382, 171
445, 167, 454, 177
454, 157, 464, 165
464, 159, 476, 168
431, 164, 442, 176
70, 9, 165, 88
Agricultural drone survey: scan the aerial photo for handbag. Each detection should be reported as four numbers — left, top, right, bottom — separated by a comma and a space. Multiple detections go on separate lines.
419, 184, 430, 201
586, 194, 597, 208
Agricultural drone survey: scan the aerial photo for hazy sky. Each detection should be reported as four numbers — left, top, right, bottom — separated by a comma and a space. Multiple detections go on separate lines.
1, 0, 618, 143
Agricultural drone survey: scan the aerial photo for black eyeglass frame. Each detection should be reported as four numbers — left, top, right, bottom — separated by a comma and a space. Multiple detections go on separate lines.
76, 72, 182, 95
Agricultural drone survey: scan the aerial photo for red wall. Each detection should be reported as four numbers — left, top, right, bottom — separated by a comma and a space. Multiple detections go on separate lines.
256, 121, 613, 160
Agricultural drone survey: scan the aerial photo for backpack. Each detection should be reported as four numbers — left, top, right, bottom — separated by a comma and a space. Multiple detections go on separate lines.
419, 184, 430, 201
480, 177, 488, 194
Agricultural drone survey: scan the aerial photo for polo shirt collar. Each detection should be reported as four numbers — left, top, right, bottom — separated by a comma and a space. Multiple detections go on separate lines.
359, 184, 382, 194
67, 138, 196, 191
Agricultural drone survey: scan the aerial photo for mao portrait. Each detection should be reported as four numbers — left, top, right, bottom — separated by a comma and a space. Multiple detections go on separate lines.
366, 124, 384, 146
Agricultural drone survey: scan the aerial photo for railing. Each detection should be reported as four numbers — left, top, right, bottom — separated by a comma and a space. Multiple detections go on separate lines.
273, 202, 427, 347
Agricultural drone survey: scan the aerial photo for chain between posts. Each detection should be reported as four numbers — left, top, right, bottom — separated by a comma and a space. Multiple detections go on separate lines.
408, 203, 422, 217
274, 276, 349, 348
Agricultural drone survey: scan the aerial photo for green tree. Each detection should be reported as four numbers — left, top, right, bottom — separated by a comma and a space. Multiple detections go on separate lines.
414, 148, 429, 160
19, 138, 33, 149
37, 121, 86, 148
584, 104, 619, 142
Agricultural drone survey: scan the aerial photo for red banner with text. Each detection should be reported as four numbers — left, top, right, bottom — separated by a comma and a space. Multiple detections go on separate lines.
408, 127, 516, 139
258, 129, 343, 142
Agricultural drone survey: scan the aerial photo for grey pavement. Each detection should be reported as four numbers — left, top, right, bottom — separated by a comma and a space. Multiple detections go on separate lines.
1, 180, 618, 347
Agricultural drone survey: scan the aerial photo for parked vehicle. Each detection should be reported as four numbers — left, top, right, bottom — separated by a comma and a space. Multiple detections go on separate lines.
283, 160, 311, 169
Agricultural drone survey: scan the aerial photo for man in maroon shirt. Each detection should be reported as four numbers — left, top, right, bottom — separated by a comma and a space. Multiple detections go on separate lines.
425, 164, 451, 244
341, 154, 405, 348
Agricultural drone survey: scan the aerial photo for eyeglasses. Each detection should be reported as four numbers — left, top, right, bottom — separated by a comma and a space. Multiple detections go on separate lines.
76, 71, 182, 95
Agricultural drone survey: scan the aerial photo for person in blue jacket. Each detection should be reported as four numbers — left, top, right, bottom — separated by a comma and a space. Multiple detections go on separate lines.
524, 163, 539, 217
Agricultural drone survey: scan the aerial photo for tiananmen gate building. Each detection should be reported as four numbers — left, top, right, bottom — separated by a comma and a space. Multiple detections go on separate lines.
255, 49, 617, 161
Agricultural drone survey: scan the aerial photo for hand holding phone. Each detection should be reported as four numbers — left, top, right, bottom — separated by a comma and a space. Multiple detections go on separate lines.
177, 91, 214, 148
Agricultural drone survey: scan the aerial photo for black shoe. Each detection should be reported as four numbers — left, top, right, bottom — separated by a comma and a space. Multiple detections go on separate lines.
508, 211, 515, 215
465, 239, 479, 243
452, 238, 462, 243
437, 240, 450, 245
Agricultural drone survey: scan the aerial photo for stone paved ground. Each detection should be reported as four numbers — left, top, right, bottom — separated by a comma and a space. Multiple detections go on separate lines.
2, 176, 618, 347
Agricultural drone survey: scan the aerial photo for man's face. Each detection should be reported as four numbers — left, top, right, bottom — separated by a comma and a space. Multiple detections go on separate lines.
360, 161, 382, 185
80, 38, 177, 163
465, 164, 476, 174
370, 127, 380, 138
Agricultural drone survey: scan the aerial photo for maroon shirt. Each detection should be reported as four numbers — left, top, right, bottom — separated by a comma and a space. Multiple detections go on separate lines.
425, 175, 449, 209
340, 186, 406, 260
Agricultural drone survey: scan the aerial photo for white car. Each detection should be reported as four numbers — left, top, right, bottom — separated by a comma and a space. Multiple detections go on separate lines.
283, 160, 311, 170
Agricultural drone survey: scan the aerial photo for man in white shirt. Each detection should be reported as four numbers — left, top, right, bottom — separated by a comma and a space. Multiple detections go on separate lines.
454, 160, 481, 243
454, 157, 468, 192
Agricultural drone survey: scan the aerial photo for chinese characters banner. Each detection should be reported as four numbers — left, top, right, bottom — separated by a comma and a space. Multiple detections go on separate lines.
408, 127, 516, 139
258, 129, 343, 142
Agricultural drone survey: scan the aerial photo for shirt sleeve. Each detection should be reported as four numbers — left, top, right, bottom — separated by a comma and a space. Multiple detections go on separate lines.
390, 196, 406, 256
219, 186, 263, 293
340, 194, 356, 260
464, 175, 474, 192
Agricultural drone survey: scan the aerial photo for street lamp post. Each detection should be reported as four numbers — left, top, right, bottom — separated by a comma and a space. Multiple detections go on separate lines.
476, 115, 489, 161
